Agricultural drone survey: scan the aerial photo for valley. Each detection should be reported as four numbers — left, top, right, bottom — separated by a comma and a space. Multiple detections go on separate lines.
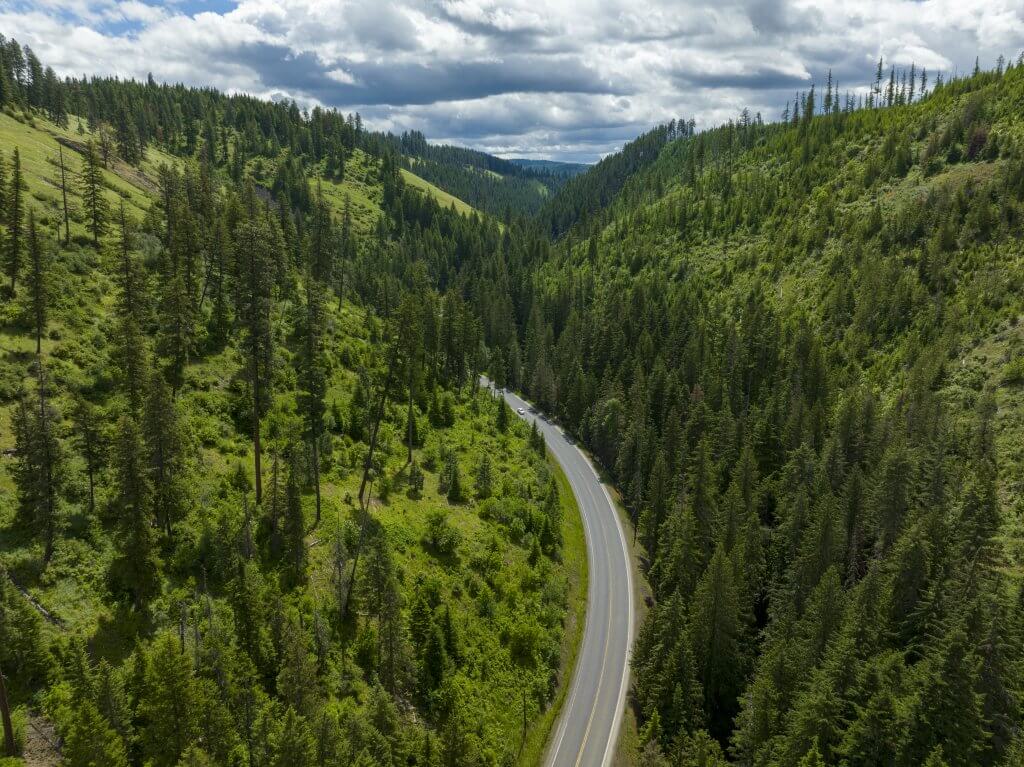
1, 28, 1024, 767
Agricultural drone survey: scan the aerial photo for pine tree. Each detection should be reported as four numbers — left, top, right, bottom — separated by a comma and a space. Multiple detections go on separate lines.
157, 270, 194, 393
475, 453, 493, 499
446, 455, 463, 503
297, 275, 327, 529
80, 139, 108, 246
62, 699, 129, 767
270, 706, 316, 767
419, 621, 448, 701
276, 611, 319, 717
139, 632, 199, 767
208, 218, 232, 346
4, 147, 24, 292
235, 209, 277, 505
142, 369, 189, 538
23, 209, 48, 354
112, 205, 148, 415
282, 451, 308, 587
71, 393, 105, 517
408, 458, 425, 498
12, 364, 64, 565
508, 617, 542, 749
688, 545, 745, 740
496, 395, 510, 433
108, 415, 160, 608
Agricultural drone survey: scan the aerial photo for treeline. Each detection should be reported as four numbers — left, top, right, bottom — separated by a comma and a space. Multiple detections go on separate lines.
0, 34, 569, 220
478, 58, 1024, 765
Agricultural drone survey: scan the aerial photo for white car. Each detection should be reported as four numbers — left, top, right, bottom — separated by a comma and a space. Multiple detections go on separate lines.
517, 407, 525, 415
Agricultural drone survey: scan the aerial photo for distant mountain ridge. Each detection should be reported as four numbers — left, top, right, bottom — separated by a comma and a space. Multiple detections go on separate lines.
378, 130, 583, 217
507, 158, 590, 177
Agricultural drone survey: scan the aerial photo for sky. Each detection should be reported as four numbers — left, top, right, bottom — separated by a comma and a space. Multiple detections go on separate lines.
2, 1, 1023, 162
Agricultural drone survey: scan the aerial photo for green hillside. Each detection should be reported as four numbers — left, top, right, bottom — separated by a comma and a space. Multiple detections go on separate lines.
0, 44, 583, 767
4, 24, 1024, 767
382, 132, 573, 218
476, 64, 1024, 765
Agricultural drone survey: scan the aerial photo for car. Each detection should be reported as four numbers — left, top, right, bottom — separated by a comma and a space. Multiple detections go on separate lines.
517, 407, 525, 415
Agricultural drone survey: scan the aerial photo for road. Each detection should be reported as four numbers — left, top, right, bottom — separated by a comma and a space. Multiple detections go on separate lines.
484, 380, 635, 767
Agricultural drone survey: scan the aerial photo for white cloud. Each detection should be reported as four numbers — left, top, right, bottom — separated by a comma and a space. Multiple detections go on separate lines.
2, 0, 1022, 160
111, 1, 168, 24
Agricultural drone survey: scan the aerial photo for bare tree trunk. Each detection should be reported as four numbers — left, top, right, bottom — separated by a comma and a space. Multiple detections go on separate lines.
311, 439, 321, 530
406, 370, 415, 466
252, 349, 263, 506
0, 661, 15, 758
59, 145, 70, 247
37, 362, 55, 566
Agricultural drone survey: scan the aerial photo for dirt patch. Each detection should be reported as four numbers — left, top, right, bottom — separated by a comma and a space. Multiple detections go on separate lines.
55, 135, 160, 197
22, 714, 60, 767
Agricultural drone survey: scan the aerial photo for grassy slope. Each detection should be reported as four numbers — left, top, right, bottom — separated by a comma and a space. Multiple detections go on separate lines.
400, 167, 476, 216
247, 149, 479, 237
0, 106, 181, 465
0, 110, 581, 764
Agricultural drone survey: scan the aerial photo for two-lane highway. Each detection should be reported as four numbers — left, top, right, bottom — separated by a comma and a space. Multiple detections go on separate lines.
484, 380, 634, 767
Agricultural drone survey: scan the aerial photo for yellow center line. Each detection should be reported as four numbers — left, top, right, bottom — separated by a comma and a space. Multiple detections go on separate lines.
573, 481, 614, 767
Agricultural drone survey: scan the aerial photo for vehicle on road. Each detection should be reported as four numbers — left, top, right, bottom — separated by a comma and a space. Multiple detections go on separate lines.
480, 375, 634, 767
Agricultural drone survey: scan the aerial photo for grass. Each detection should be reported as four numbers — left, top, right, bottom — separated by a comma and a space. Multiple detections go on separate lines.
400, 167, 477, 216
517, 452, 588, 767
0, 108, 180, 236
318, 148, 386, 234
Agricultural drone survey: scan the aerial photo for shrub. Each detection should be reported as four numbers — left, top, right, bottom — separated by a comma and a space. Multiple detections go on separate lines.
1002, 356, 1024, 384
424, 510, 461, 556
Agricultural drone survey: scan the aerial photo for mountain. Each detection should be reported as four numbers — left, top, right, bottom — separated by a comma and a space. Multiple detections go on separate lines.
507, 159, 590, 177
534, 119, 694, 237
481, 63, 1024, 765
4, 27, 1024, 767
379, 131, 577, 218
0, 38, 584, 767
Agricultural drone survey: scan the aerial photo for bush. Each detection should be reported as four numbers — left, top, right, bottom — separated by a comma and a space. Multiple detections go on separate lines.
1002, 356, 1024, 384
424, 510, 461, 556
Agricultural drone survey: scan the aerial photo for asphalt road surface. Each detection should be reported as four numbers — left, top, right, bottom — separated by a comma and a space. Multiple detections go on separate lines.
483, 379, 634, 767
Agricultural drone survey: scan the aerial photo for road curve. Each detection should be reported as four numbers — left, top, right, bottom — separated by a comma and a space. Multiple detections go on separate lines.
484, 380, 634, 767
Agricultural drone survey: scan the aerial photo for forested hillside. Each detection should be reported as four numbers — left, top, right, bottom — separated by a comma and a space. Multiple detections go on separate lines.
5, 23, 1024, 767
507, 160, 589, 178
0, 36, 585, 767
387, 131, 575, 219
535, 120, 694, 238
482, 59, 1024, 765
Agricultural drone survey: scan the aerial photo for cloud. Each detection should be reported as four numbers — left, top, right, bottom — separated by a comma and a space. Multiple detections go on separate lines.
2, 0, 1023, 160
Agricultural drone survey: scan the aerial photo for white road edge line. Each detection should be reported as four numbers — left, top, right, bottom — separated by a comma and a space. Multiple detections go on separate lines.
546, 454, 595, 765
484, 379, 634, 767
596, 466, 633, 767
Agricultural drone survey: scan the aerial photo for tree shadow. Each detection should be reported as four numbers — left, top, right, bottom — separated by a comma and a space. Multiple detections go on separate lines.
91, 601, 151, 664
